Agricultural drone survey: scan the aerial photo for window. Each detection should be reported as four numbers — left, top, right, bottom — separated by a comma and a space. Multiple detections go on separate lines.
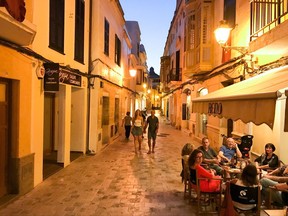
136, 70, 142, 85
224, 0, 236, 28
114, 34, 121, 66
74, 0, 85, 63
104, 18, 110, 56
49, 0, 64, 53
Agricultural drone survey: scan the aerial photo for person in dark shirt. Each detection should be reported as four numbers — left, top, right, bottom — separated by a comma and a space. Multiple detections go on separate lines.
254, 143, 279, 171
144, 110, 159, 154
122, 111, 132, 139
198, 137, 223, 175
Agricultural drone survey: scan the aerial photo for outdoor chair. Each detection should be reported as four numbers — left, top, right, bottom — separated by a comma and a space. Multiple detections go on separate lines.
230, 182, 261, 216
190, 168, 223, 215
182, 158, 197, 201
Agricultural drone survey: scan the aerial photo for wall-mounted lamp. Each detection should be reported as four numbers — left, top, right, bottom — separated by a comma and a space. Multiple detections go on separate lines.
89, 76, 95, 89
214, 20, 248, 54
129, 68, 137, 77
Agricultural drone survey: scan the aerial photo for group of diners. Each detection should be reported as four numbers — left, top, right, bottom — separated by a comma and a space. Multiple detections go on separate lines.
181, 137, 288, 212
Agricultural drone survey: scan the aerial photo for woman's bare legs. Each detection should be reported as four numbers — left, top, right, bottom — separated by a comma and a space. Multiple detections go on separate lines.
133, 135, 137, 153
138, 136, 142, 150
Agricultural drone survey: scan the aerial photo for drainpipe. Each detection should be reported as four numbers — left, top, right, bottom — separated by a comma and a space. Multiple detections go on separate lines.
86, 0, 95, 155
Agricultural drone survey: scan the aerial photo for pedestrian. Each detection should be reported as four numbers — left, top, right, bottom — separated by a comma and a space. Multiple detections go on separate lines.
144, 110, 159, 154
131, 109, 144, 153
122, 111, 132, 140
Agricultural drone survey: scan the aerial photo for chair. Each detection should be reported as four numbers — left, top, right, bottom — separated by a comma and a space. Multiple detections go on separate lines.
182, 158, 191, 199
190, 168, 223, 215
182, 158, 197, 201
230, 182, 261, 216
267, 183, 288, 209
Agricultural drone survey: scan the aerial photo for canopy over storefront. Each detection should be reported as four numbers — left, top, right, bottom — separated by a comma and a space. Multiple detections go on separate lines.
192, 66, 288, 129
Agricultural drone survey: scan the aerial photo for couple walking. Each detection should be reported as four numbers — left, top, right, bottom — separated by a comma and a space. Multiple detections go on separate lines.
122, 109, 159, 154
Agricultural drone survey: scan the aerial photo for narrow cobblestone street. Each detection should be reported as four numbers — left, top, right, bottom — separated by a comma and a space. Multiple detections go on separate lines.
0, 117, 199, 216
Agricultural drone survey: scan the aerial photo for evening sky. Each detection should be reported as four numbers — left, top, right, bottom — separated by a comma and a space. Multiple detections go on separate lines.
120, 0, 176, 74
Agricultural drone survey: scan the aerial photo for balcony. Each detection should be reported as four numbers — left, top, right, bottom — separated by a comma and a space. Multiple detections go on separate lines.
167, 68, 182, 88
0, 8, 36, 46
249, 0, 288, 56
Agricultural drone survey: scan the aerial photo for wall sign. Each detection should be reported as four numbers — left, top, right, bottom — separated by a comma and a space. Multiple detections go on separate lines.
59, 70, 81, 87
44, 63, 59, 92
208, 102, 222, 115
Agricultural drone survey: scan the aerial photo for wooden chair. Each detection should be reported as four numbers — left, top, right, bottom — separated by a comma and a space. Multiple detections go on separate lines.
230, 182, 261, 216
182, 158, 191, 199
190, 168, 223, 215
182, 158, 197, 201
267, 185, 288, 209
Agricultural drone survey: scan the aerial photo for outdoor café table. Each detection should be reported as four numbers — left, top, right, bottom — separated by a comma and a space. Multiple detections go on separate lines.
222, 166, 242, 181
264, 209, 287, 216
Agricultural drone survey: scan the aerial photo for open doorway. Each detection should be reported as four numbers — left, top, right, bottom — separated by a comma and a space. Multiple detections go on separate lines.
43, 93, 62, 179
0, 78, 11, 198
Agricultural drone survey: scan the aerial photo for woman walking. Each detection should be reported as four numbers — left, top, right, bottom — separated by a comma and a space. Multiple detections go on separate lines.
131, 109, 144, 153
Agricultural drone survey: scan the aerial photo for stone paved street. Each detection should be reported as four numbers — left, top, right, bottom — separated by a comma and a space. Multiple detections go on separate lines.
0, 117, 200, 216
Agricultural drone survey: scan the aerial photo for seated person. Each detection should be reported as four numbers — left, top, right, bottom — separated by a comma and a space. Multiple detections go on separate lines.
188, 149, 221, 192
254, 143, 279, 172
218, 137, 242, 163
260, 164, 288, 206
270, 183, 288, 206
198, 137, 223, 175
180, 143, 195, 182
233, 164, 261, 211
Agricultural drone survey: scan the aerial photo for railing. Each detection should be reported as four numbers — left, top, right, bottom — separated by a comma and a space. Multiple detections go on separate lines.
167, 68, 182, 83
250, 0, 288, 40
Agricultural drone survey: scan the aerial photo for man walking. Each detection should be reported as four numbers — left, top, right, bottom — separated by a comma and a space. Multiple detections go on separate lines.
144, 110, 159, 154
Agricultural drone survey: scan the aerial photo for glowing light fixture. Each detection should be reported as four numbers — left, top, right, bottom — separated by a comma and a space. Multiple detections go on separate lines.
214, 20, 248, 54
129, 69, 137, 77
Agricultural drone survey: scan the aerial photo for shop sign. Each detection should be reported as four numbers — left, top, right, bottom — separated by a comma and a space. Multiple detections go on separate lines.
208, 102, 222, 115
44, 63, 59, 92
59, 70, 81, 87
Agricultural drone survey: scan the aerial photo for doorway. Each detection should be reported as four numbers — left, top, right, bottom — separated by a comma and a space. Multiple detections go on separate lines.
0, 78, 11, 197
43, 93, 62, 179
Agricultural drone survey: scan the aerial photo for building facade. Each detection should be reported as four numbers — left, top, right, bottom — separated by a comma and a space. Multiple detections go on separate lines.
162, 0, 288, 163
0, 0, 148, 201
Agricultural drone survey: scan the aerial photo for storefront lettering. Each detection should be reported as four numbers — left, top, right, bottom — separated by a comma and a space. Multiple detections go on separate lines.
208, 102, 222, 115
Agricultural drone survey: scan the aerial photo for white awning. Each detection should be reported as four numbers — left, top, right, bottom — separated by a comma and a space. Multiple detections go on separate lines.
192, 65, 288, 128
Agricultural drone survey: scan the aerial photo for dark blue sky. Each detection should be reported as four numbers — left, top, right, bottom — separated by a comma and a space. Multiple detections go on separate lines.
120, 0, 175, 74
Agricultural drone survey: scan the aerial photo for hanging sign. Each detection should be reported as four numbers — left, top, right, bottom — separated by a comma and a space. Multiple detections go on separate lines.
44, 63, 59, 92
59, 70, 82, 87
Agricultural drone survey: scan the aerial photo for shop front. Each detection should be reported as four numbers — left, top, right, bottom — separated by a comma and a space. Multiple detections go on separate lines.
192, 65, 288, 163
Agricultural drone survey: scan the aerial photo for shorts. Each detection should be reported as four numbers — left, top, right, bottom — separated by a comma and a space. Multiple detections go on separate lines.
148, 130, 157, 140
132, 126, 142, 136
